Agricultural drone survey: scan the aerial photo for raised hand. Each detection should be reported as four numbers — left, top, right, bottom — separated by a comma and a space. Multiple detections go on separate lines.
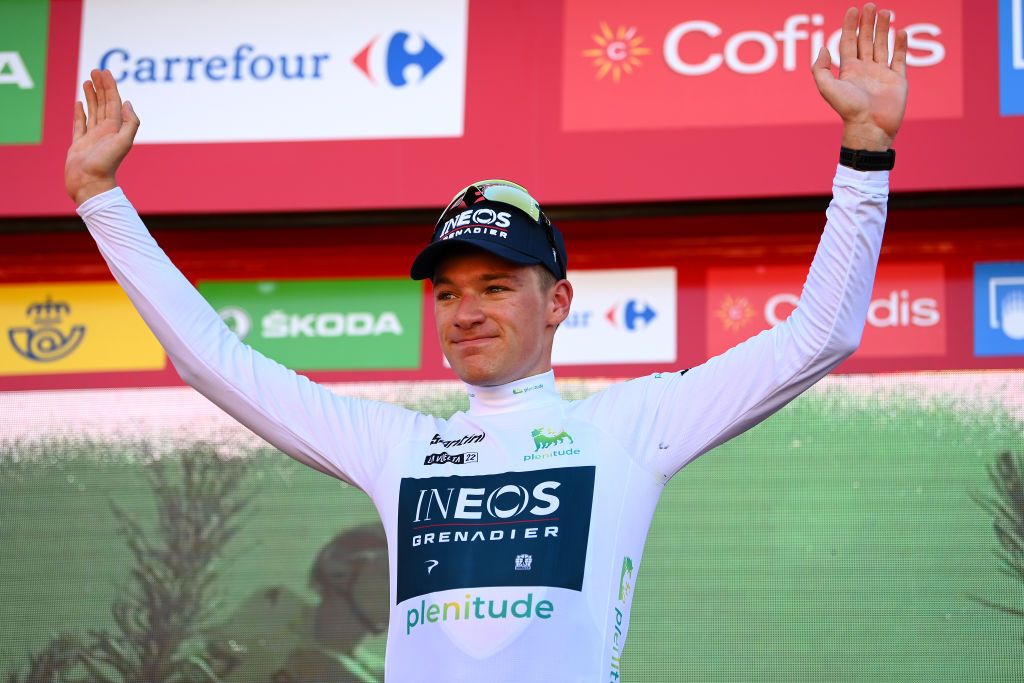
65, 69, 141, 205
812, 4, 908, 151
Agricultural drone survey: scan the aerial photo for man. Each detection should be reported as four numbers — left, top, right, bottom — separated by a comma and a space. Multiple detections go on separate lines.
206, 525, 389, 683
65, 5, 907, 681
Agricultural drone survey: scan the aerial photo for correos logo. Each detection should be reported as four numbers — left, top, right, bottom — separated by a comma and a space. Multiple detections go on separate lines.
8, 296, 86, 363
663, 13, 945, 76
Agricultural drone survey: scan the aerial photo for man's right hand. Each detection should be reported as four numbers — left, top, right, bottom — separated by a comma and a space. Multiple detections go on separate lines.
65, 69, 140, 206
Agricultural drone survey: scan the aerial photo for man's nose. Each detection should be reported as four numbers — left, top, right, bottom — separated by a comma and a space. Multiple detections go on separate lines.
453, 293, 486, 327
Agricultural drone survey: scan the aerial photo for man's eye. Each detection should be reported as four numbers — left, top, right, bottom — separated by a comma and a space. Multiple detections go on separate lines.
436, 291, 456, 301
487, 285, 507, 293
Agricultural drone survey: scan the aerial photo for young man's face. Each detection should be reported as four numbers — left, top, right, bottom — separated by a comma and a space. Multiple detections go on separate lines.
432, 248, 569, 386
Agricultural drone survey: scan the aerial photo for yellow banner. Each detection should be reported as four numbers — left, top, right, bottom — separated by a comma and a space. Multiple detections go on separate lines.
0, 282, 164, 375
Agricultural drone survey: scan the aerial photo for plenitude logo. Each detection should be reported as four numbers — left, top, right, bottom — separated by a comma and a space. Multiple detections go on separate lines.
562, 0, 962, 131
608, 555, 635, 681
706, 262, 947, 358
405, 590, 554, 635
0, 0, 48, 145
77, 0, 467, 142
524, 427, 580, 462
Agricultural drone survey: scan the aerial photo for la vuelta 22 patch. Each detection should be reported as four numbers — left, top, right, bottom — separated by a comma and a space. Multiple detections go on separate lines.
396, 466, 595, 603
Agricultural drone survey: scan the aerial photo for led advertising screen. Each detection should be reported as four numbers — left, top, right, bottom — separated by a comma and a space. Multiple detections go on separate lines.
1, 371, 1022, 682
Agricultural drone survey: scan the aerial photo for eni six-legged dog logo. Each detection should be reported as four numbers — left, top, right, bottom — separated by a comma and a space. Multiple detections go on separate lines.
8, 296, 86, 362
532, 428, 574, 451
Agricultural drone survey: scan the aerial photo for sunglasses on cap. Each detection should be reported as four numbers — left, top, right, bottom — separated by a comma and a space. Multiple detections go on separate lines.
432, 179, 565, 279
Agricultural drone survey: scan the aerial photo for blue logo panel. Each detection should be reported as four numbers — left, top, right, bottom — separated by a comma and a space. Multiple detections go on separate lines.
1000, 0, 1024, 115
396, 466, 595, 603
386, 32, 444, 86
974, 262, 1024, 356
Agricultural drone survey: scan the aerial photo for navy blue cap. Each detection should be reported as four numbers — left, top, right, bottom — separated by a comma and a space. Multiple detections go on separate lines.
410, 180, 567, 281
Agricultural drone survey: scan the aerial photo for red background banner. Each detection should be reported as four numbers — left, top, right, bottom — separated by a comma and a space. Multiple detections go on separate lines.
562, 0, 963, 130
1, 201, 1021, 391
0, 0, 1020, 217
706, 262, 947, 358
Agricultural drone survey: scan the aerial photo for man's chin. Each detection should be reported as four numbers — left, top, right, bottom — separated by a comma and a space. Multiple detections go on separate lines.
453, 367, 497, 386
448, 359, 506, 387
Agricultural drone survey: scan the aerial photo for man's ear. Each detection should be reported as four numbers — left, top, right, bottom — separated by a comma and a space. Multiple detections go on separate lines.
549, 279, 573, 326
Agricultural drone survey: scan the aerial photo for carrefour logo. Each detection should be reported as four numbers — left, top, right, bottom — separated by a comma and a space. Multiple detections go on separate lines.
76, 1, 468, 143
94, 32, 445, 88
553, 268, 676, 365
606, 299, 657, 331
99, 44, 331, 84
353, 31, 444, 87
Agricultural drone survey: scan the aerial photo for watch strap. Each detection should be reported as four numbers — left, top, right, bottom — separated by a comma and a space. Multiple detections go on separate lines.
839, 146, 895, 171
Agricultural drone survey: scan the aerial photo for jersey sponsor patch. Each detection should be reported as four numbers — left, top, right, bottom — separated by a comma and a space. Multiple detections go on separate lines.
396, 466, 595, 602
423, 451, 478, 465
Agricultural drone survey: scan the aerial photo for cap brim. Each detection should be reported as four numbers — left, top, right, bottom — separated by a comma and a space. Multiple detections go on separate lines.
410, 237, 544, 280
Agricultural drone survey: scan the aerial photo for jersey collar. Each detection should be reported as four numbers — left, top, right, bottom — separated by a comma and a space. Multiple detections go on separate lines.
464, 370, 560, 415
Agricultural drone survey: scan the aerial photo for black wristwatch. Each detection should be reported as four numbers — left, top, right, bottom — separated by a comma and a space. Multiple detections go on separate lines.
839, 146, 895, 171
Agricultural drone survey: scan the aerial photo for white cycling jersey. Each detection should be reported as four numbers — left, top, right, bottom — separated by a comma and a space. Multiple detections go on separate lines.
78, 165, 888, 682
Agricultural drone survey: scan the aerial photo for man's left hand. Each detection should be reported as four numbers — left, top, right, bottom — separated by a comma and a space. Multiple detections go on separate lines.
812, 3, 908, 151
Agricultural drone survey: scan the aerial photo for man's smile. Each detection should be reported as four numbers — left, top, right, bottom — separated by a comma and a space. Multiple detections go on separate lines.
451, 335, 499, 348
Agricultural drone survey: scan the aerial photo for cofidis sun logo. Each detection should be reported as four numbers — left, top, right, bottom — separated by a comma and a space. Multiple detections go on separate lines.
581, 23, 652, 82
714, 294, 755, 332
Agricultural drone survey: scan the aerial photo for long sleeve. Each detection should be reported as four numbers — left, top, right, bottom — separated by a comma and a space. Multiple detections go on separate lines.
78, 188, 429, 493
576, 165, 889, 481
